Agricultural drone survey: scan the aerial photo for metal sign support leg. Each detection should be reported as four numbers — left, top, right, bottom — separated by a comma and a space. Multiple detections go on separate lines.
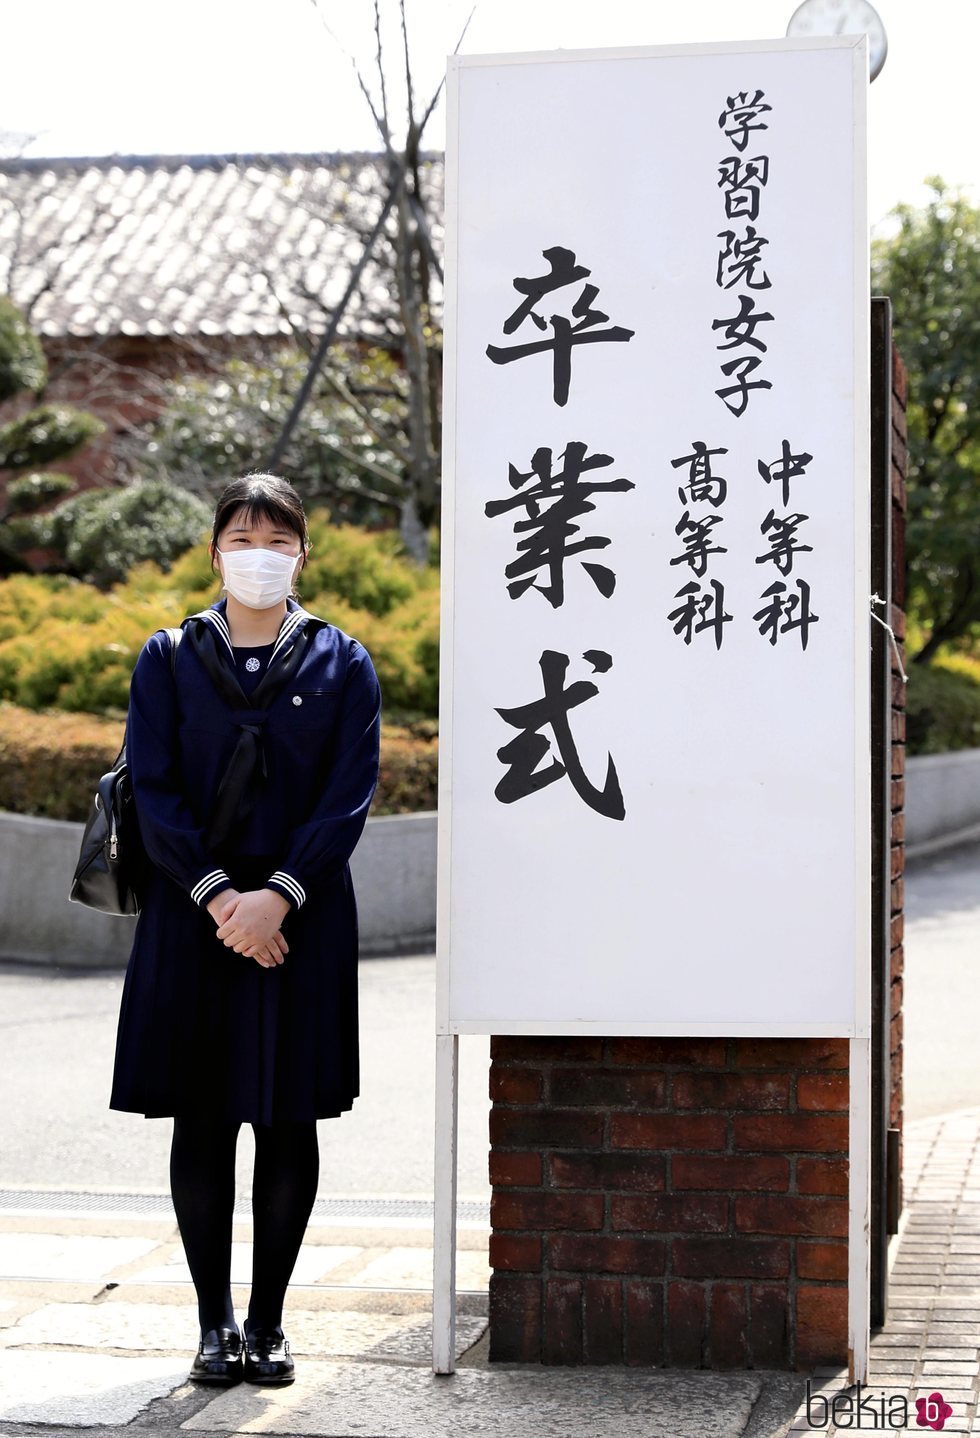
432, 1031, 459, 1374
849, 1035, 872, 1383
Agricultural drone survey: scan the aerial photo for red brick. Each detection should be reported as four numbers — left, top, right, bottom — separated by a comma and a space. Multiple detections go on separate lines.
489, 1066, 544, 1103
890, 1012, 904, 1050
610, 1113, 727, 1151
891, 876, 904, 913
488, 1274, 542, 1362
797, 1158, 849, 1196
489, 1150, 542, 1188
889, 1086, 902, 1129
583, 1278, 623, 1364
549, 1151, 666, 1192
606, 1037, 727, 1067
709, 1284, 748, 1368
749, 1283, 789, 1366
735, 1195, 848, 1238
673, 1154, 789, 1192
491, 1035, 603, 1062
490, 1108, 604, 1149
889, 602, 906, 640
666, 1281, 706, 1365
891, 712, 906, 744
796, 1284, 848, 1367
797, 1073, 849, 1112
734, 1113, 848, 1153
890, 844, 904, 881
673, 1238, 790, 1279
549, 1068, 666, 1108
672, 1072, 790, 1111
542, 1277, 582, 1364
733, 1038, 848, 1070
491, 1191, 604, 1232
625, 1281, 664, 1366
548, 1234, 666, 1276
798, 1241, 848, 1281
889, 976, 903, 1017
890, 778, 904, 812
892, 351, 908, 405
489, 1233, 542, 1272
612, 1193, 728, 1234
891, 746, 906, 781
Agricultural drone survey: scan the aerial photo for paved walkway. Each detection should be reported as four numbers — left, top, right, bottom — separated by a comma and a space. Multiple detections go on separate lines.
788, 1107, 980, 1436
0, 1109, 977, 1436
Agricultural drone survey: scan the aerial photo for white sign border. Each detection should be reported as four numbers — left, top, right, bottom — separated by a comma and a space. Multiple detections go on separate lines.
435, 36, 871, 1383
436, 35, 871, 1043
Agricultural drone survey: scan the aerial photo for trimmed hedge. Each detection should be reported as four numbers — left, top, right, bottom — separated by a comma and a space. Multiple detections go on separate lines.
0, 703, 436, 822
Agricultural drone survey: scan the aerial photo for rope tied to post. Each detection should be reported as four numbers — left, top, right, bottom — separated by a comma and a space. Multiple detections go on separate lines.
869, 593, 908, 685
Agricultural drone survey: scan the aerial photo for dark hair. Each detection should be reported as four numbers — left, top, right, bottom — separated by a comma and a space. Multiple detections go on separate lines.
209, 473, 309, 570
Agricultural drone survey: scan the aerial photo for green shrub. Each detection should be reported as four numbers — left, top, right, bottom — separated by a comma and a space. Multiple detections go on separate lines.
0, 703, 436, 820
4, 471, 76, 513
24, 479, 212, 589
907, 661, 980, 754
0, 404, 104, 469
302, 517, 424, 616
0, 298, 47, 401
0, 517, 440, 719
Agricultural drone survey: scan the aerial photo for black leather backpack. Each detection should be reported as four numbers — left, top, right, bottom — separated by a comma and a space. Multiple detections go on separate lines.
69, 628, 182, 916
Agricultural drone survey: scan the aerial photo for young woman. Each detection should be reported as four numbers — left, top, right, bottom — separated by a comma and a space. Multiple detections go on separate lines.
109, 473, 381, 1386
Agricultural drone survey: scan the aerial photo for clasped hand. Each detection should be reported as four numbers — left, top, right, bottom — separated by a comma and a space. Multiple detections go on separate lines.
206, 888, 291, 968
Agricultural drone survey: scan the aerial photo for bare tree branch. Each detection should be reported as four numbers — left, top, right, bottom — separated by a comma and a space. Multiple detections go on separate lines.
263, 180, 398, 471
417, 3, 477, 141
374, 0, 393, 148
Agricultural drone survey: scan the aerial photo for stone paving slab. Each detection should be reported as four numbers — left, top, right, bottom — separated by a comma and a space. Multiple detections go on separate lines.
0, 1349, 185, 1426
0, 1300, 487, 1363
137, 1242, 364, 1287
0, 1233, 160, 1282
183, 1362, 764, 1438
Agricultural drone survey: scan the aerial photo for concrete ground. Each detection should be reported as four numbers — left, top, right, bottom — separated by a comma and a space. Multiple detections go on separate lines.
0, 841, 975, 1434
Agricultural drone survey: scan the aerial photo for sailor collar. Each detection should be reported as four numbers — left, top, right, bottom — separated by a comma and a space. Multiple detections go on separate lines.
187, 597, 317, 665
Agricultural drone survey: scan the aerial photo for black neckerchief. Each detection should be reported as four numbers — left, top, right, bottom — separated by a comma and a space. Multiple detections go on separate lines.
183, 599, 324, 853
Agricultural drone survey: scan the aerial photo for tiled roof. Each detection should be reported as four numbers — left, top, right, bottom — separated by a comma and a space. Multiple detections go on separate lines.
0, 152, 444, 341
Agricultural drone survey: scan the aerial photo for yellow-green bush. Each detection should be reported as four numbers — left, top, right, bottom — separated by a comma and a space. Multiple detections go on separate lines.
0, 703, 436, 821
0, 518, 439, 719
907, 660, 980, 755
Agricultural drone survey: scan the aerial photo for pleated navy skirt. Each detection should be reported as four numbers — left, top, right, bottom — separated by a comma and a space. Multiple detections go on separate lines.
109, 855, 358, 1123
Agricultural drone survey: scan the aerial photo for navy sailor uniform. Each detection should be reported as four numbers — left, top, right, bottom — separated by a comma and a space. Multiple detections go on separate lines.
109, 597, 381, 1123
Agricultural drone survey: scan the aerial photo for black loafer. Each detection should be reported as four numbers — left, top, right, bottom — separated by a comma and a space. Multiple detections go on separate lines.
189, 1325, 243, 1384
243, 1322, 295, 1385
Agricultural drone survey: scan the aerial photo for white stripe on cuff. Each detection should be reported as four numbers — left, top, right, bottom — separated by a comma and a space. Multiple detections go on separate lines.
269, 871, 306, 908
191, 869, 231, 905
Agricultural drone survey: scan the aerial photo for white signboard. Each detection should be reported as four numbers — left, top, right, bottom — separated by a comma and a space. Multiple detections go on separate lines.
437, 38, 869, 1038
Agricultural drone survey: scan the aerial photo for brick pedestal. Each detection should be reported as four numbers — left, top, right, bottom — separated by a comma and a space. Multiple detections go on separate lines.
488, 1035, 851, 1367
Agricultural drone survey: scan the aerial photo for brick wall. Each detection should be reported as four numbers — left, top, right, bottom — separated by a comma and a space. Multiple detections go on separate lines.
488, 1035, 850, 1367
487, 348, 909, 1371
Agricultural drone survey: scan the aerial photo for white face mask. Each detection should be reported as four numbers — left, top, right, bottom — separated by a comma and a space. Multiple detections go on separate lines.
216, 547, 300, 609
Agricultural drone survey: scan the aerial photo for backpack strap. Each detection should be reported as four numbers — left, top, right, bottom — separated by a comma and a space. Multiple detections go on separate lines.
163, 626, 183, 675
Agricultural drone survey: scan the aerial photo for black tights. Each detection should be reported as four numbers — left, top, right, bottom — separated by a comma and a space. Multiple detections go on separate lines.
170, 1115, 320, 1335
